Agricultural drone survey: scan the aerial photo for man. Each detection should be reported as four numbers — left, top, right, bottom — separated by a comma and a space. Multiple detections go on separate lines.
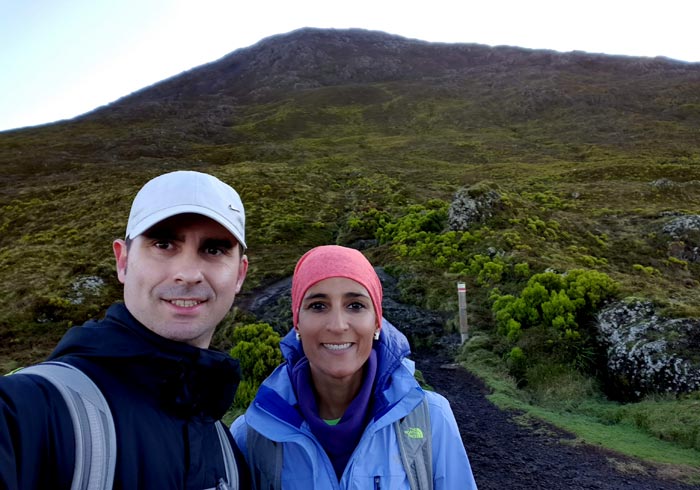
0, 170, 250, 489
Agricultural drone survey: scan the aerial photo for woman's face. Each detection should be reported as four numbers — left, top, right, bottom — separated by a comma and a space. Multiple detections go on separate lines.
297, 277, 377, 387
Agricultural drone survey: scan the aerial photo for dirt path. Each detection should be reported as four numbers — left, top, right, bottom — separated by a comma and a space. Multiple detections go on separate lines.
413, 346, 697, 490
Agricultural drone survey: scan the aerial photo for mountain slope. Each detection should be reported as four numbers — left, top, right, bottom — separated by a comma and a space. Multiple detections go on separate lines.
0, 27, 699, 369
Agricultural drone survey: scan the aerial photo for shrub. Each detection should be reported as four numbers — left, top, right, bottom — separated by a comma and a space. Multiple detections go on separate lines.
491, 269, 619, 368
229, 323, 284, 408
506, 346, 527, 384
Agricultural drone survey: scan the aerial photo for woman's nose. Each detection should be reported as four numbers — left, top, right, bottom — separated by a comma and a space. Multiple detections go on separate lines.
326, 306, 350, 331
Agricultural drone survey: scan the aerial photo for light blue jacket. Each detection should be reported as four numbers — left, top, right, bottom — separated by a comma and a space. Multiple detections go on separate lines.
231, 318, 478, 489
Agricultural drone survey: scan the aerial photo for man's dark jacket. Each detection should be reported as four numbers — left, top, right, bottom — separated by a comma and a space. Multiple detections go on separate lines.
0, 303, 250, 489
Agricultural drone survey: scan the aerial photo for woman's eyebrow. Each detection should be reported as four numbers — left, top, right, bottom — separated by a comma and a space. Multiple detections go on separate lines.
344, 292, 370, 298
303, 291, 369, 300
303, 292, 329, 301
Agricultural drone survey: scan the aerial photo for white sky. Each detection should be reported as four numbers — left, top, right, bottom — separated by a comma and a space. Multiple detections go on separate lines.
1, 0, 698, 132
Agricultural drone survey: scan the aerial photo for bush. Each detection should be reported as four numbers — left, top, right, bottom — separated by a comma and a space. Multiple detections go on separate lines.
229, 323, 284, 408
491, 269, 619, 368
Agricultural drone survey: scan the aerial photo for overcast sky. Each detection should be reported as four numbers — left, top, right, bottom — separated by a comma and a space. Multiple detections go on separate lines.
1, 0, 698, 132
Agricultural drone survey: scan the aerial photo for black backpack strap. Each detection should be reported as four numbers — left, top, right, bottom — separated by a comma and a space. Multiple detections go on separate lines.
394, 396, 433, 490
246, 426, 283, 490
20, 361, 116, 490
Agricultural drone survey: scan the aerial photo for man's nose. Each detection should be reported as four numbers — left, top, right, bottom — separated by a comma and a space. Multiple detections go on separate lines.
173, 251, 205, 284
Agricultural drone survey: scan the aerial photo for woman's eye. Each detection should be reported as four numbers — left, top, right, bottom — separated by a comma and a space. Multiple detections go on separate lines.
307, 302, 326, 311
348, 302, 366, 310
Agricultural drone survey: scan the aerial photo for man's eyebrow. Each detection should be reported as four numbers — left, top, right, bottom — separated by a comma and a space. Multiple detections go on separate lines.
202, 237, 235, 249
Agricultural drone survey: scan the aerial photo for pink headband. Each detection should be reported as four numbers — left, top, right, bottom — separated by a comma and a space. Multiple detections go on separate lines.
291, 245, 383, 328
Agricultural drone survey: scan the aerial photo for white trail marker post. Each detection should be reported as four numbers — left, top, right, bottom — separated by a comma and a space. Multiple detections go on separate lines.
457, 282, 469, 343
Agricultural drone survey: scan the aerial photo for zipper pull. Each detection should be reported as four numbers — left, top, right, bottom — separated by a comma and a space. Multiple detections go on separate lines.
374, 475, 381, 489
216, 478, 230, 490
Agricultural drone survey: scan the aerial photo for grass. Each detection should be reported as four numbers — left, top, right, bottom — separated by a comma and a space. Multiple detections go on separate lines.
459, 336, 700, 484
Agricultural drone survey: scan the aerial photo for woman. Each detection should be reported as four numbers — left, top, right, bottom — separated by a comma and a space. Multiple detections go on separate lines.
231, 245, 478, 489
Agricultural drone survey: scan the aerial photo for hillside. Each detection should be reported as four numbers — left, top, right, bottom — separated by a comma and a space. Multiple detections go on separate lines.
2, 26, 700, 480
0, 24, 698, 380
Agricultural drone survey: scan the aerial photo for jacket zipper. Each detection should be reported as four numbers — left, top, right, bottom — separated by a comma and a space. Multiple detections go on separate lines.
374, 475, 381, 489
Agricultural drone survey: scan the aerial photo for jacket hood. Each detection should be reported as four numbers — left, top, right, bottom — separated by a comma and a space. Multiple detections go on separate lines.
48, 303, 240, 419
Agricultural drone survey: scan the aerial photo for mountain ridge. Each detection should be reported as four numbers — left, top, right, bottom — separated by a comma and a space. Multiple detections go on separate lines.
82, 27, 700, 125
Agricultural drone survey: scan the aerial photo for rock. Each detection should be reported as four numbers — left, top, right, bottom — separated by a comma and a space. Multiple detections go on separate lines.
595, 299, 700, 400
660, 214, 700, 263
650, 178, 675, 189
68, 276, 105, 305
661, 214, 700, 240
376, 268, 447, 344
447, 183, 502, 231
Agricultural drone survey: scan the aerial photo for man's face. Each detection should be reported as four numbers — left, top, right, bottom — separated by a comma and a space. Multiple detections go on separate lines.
113, 213, 248, 348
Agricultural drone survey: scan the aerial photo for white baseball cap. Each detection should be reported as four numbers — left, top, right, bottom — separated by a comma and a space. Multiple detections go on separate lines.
125, 170, 246, 249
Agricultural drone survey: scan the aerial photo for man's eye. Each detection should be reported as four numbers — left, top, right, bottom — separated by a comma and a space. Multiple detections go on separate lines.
154, 240, 172, 250
204, 247, 231, 256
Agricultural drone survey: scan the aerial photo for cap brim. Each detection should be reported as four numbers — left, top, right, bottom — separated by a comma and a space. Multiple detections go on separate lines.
127, 205, 247, 250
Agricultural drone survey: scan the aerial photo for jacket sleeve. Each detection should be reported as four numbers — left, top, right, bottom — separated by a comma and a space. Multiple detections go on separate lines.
425, 391, 478, 489
0, 373, 76, 489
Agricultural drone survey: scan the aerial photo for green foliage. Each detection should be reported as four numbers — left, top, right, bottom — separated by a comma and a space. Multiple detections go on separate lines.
228, 323, 284, 408
491, 269, 619, 367
513, 262, 531, 279
376, 201, 449, 246
633, 263, 661, 276
505, 346, 527, 383
343, 208, 391, 241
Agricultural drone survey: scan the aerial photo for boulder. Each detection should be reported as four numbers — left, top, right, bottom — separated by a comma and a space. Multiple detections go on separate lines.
448, 183, 502, 231
596, 299, 700, 400
661, 214, 700, 263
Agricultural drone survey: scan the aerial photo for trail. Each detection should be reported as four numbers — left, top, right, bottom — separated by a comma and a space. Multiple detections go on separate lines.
414, 347, 697, 490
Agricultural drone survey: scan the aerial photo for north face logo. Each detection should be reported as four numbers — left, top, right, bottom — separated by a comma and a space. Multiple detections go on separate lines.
404, 427, 424, 439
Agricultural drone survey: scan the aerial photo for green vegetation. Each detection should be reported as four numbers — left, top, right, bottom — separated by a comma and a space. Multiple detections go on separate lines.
228, 322, 284, 409
460, 338, 700, 483
1, 44, 699, 481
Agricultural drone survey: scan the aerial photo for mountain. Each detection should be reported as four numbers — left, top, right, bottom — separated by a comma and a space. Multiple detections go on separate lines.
1, 27, 699, 370
89, 28, 700, 154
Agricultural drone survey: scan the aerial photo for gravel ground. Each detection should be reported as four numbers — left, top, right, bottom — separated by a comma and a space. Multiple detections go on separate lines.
413, 346, 698, 490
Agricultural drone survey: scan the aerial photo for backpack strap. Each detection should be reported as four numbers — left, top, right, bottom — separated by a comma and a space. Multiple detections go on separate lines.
246, 426, 283, 490
213, 421, 240, 490
394, 396, 433, 490
20, 361, 116, 490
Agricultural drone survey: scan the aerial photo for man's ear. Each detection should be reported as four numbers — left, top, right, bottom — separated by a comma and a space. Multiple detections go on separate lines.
235, 254, 249, 294
113, 239, 128, 284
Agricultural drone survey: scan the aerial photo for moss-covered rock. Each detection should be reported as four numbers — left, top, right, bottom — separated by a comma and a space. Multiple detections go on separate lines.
596, 299, 700, 401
